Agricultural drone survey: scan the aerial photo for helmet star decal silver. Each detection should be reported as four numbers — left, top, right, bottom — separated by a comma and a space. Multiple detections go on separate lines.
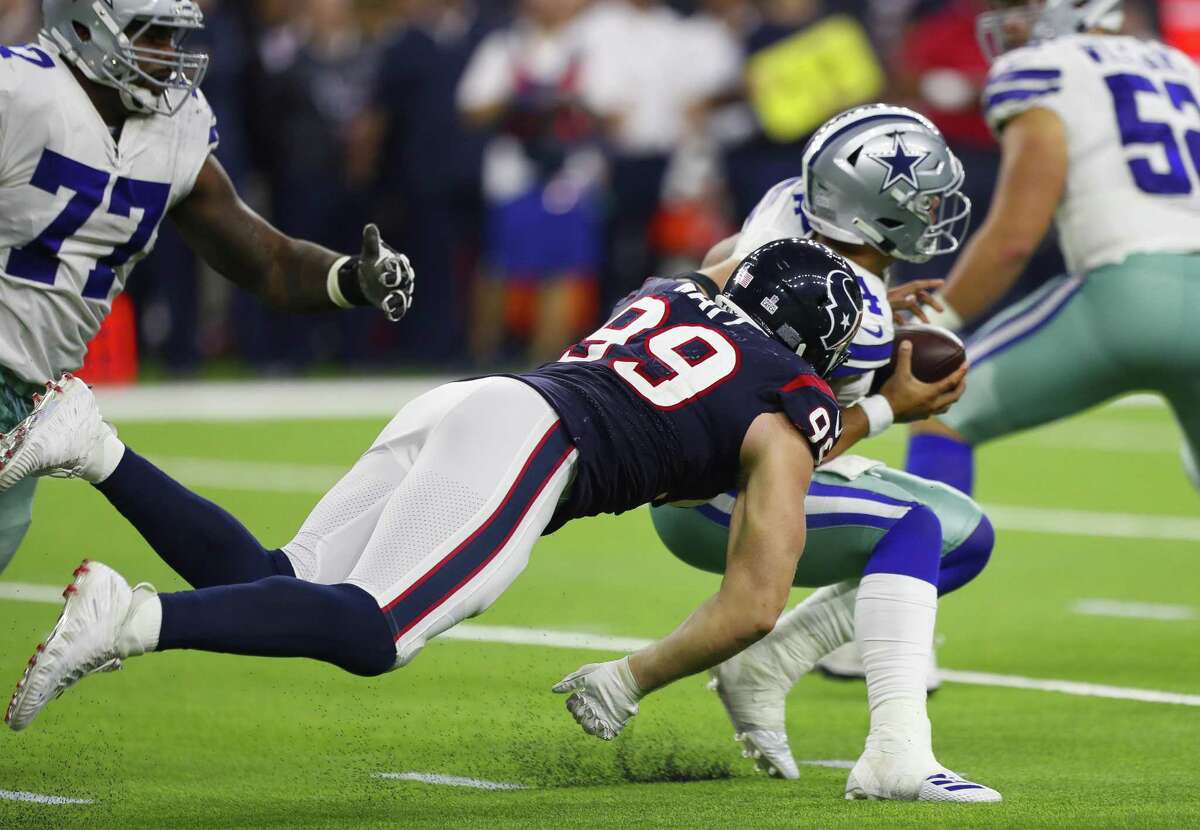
869, 132, 931, 192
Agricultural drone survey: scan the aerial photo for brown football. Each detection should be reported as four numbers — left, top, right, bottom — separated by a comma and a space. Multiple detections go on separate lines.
870, 324, 966, 392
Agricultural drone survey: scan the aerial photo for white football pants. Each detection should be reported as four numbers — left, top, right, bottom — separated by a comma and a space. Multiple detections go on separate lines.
282, 377, 578, 668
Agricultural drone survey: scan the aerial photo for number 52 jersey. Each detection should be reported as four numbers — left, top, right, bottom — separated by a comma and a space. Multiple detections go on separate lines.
515, 275, 844, 533
0, 39, 217, 384
983, 34, 1200, 275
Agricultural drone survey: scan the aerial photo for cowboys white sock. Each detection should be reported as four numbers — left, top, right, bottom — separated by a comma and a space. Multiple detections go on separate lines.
748, 580, 858, 686
855, 573, 938, 763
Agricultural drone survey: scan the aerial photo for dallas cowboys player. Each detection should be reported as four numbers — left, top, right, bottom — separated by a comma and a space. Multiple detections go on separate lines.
908, 0, 1200, 495
0, 1, 415, 572
2, 240, 879, 765
651, 106, 1001, 801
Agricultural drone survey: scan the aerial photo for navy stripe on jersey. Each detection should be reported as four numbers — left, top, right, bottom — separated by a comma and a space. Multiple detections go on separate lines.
984, 86, 1062, 111
380, 421, 575, 641
987, 67, 1061, 86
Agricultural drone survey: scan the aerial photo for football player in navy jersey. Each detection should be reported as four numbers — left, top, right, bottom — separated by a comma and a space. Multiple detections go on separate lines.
3, 238, 890, 741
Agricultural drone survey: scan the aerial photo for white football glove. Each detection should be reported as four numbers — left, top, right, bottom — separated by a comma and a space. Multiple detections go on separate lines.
552, 657, 643, 741
357, 224, 416, 323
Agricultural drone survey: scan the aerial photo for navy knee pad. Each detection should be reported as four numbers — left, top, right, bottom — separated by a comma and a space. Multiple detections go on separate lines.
863, 504, 942, 587
937, 515, 994, 595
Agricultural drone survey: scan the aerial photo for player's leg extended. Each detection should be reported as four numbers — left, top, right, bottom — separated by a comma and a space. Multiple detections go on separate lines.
5, 379, 577, 730
906, 273, 1129, 494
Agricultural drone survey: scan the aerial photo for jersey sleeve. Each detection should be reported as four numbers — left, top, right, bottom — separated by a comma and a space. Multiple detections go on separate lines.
733, 177, 809, 258
982, 42, 1070, 134
173, 89, 219, 206
775, 372, 843, 465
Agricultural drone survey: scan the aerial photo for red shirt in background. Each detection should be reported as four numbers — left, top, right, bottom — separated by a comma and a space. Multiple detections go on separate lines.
900, 0, 995, 150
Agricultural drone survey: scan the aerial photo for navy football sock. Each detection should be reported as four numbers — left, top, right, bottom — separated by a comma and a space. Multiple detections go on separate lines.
94, 450, 294, 588
863, 504, 941, 586
905, 433, 975, 495
158, 578, 396, 677
937, 515, 994, 596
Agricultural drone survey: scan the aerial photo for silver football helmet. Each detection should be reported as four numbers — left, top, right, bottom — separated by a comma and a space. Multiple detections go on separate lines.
800, 105, 972, 264
977, 1, 1125, 62
41, 0, 209, 117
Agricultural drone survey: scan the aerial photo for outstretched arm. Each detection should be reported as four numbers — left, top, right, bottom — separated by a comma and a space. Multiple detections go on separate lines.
554, 413, 811, 739
170, 156, 414, 320
935, 107, 1067, 326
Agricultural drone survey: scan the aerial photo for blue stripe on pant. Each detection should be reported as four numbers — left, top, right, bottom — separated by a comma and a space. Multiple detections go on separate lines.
380, 421, 575, 641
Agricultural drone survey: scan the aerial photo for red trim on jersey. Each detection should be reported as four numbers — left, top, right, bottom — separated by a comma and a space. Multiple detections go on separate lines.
780, 373, 835, 400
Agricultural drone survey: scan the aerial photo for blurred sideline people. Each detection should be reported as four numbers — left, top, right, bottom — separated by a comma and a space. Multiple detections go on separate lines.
459, 0, 605, 365
0, 0, 1168, 376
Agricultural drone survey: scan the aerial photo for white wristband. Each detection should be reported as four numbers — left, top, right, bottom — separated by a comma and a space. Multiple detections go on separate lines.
919, 295, 964, 331
859, 394, 894, 438
326, 255, 354, 309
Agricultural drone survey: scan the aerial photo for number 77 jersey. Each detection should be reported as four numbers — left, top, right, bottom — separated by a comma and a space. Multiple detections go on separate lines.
983, 34, 1200, 276
515, 275, 843, 533
0, 39, 217, 384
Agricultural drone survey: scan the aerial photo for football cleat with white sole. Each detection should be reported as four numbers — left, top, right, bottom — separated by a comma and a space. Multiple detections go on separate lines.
5, 560, 152, 732
844, 751, 1001, 802
815, 641, 942, 694
708, 652, 800, 780
0, 374, 113, 493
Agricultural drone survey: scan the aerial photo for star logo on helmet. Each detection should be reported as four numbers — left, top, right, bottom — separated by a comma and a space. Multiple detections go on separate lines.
869, 132, 930, 193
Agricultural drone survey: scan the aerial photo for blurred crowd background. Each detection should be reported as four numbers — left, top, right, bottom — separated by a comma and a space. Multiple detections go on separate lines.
0, 0, 1181, 377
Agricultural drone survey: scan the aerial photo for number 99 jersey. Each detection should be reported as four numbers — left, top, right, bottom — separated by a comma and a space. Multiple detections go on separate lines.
983, 34, 1200, 275
515, 275, 843, 533
0, 39, 217, 384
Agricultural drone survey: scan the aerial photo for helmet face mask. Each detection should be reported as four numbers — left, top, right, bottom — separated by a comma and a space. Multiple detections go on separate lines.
41, 0, 209, 117
976, 0, 1125, 63
801, 105, 973, 264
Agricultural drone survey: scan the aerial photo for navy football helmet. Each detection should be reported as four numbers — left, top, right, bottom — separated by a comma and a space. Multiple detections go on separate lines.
719, 238, 864, 379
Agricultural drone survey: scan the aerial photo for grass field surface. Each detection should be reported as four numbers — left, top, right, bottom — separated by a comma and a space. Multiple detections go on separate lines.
0, 386, 1197, 828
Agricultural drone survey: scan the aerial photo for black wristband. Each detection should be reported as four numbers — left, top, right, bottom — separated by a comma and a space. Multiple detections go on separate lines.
336, 257, 370, 307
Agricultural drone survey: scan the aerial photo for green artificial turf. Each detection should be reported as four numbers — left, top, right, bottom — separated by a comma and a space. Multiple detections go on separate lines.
0, 400, 1197, 828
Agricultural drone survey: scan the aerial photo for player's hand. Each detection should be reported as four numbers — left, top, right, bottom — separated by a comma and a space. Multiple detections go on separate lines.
552, 657, 642, 741
357, 224, 415, 322
888, 279, 944, 324
880, 341, 968, 422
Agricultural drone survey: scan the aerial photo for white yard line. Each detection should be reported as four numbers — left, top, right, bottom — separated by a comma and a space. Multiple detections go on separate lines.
4, 586, 1194, 709
798, 760, 856, 770
0, 789, 93, 805
0, 582, 65, 604
373, 772, 526, 790
92, 380, 1166, 422
125, 456, 1200, 544
1072, 599, 1196, 622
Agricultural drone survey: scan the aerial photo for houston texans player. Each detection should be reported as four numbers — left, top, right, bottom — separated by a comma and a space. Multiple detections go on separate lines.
0, 1, 415, 573
909, 0, 1200, 498
651, 106, 1001, 801
2, 240, 880, 761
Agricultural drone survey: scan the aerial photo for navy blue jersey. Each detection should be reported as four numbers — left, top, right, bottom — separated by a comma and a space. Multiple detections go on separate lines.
515, 275, 842, 532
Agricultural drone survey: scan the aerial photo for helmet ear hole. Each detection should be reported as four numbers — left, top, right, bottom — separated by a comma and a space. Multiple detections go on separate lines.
73, 22, 92, 43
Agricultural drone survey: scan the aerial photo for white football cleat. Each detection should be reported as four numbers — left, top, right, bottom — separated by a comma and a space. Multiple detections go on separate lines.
6, 560, 152, 732
708, 653, 800, 780
844, 751, 1001, 802
815, 641, 941, 694
0, 374, 113, 493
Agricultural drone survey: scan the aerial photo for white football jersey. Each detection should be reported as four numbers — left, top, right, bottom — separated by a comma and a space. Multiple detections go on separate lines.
0, 39, 217, 384
734, 176, 895, 405
984, 35, 1200, 275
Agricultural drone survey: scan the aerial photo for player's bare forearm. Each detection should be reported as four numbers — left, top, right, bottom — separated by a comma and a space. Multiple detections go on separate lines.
628, 414, 810, 693
940, 108, 1067, 323
170, 156, 341, 313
